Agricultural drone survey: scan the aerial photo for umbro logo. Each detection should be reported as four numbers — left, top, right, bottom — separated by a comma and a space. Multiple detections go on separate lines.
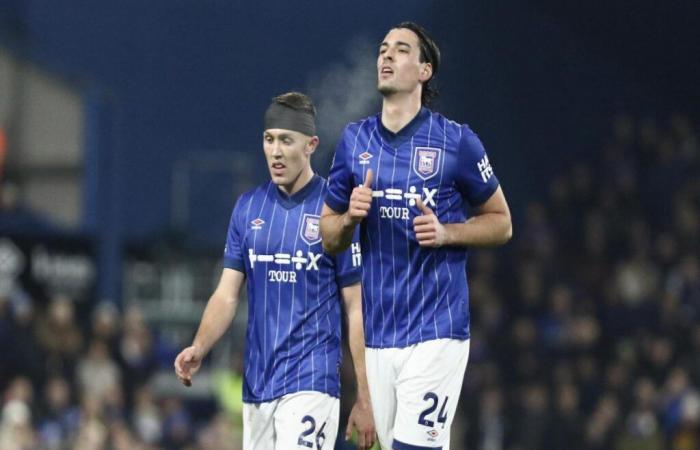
358, 151, 373, 165
250, 218, 265, 230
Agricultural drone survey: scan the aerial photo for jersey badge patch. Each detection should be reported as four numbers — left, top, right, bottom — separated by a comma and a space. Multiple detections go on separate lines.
301, 214, 322, 245
413, 147, 442, 180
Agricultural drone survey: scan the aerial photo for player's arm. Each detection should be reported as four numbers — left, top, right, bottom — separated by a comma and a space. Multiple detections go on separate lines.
341, 282, 376, 450
414, 186, 512, 248
320, 203, 355, 255
457, 185, 512, 246
321, 169, 374, 255
414, 126, 512, 248
174, 268, 245, 386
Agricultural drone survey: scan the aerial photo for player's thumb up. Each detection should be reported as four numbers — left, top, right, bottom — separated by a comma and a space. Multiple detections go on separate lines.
416, 197, 434, 215
363, 169, 373, 189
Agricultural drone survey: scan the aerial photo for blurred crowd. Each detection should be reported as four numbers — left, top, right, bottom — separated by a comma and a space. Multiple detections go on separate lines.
459, 113, 700, 450
0, 294, 241, 450
0, 113, 698, 450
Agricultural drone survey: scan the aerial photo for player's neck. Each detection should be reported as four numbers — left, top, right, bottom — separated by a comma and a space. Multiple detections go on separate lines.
279, 166, 314, 196
381, 92, 422, 133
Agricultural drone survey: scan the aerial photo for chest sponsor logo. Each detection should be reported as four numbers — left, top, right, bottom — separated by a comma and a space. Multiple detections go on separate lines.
372, 185, 437, 220
300, 214, 321, 246
250, 218, 265, 230
413, 147, 442, 180
249, 248, 323, 284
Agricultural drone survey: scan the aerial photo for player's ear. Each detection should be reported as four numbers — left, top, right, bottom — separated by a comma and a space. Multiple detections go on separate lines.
419, 62, 433, 82
306, 136, 319, 155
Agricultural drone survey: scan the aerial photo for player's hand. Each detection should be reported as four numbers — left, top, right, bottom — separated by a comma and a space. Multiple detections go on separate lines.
413, 198, 447, 247
345, 399, 376, 450
344, 169, 374, 227
174, 345, 203, 387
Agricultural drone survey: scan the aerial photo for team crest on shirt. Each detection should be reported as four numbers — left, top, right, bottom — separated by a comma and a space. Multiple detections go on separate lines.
413, 147, 442, 180
300, 214, 322, 245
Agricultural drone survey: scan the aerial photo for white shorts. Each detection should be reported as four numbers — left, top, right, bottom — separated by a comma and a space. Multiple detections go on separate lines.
366, 338, 470, 450
242, 391, 339, 450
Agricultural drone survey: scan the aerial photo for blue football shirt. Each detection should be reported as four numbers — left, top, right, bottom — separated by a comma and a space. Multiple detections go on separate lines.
224, 174, 361, 403
325, 107, 499, 348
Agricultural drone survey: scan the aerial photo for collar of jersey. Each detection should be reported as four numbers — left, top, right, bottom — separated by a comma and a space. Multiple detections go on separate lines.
377, 106, 430, 148
274, 173, 323, 209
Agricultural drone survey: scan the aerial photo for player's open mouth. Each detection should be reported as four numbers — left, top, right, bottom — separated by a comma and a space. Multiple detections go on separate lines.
381, 67, 393, 74
271, 163, 286, 175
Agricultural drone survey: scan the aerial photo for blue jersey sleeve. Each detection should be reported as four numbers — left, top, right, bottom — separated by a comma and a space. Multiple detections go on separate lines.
333, 227, 362, 288
325, 131, 353, 214
223, 196, 246, 272
456, 127, 500, 206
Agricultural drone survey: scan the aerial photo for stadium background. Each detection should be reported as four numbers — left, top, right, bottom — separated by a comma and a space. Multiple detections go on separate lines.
0, 1, 698, 449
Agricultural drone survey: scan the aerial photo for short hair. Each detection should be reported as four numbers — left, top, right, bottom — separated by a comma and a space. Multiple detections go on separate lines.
393, 21, 441, 106
271, 92, 316, 117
